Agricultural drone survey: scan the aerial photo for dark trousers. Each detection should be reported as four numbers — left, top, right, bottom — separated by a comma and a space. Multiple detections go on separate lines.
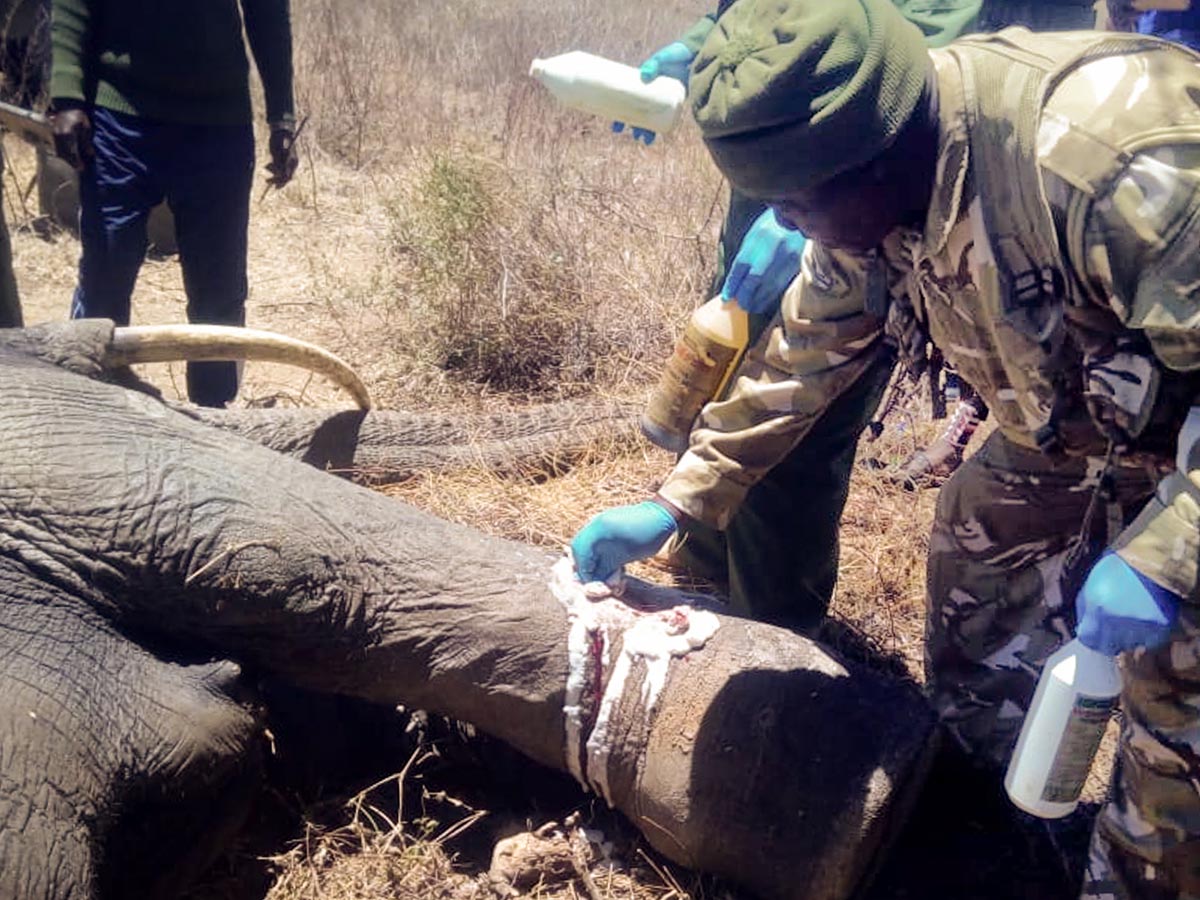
671, 349, 895, 633
70, 107, 254, 407
1139, 9, 1200, 52
975, 0, 1096, 31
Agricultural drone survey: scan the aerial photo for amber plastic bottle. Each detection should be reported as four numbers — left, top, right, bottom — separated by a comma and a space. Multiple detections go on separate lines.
640, 297, 749, 453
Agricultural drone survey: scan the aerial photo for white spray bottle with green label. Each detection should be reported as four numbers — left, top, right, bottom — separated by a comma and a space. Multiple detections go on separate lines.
1004, 638, 1120, 818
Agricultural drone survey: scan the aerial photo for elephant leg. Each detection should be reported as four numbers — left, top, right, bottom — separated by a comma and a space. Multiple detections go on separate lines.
0, 569, 263, 899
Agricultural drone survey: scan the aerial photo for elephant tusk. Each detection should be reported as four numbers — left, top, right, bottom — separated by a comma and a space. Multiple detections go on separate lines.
106, 324, 373, 409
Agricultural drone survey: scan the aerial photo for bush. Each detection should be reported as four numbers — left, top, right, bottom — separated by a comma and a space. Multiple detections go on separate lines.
390, 150, 603, 394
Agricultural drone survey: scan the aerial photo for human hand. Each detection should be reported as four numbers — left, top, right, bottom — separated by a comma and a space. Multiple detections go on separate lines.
1105, 0, 1141, 30
51, 107, 93, 172
639, 40, 696, 86
610, 121, 657, 145
720, 208, 808, 314
570, 500, 679, 583
265, 121, 299, 189
1075, 552, 1180, 656
611, 40, 697, 145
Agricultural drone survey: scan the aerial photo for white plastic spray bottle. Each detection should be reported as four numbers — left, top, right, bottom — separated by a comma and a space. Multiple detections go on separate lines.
1004, 638, 1120, 818
528, 51, 687, 136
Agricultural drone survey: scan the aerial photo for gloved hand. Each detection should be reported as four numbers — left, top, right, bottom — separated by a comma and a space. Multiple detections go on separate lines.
720, 208, 808, 315
612, 40, 697, 145
610, 121, 657, 145
1076, 552, 1181, 656
570, 500, 678, 584
266, 121, 299, 189
638, 41, 696, 85
51, 107, 93, 172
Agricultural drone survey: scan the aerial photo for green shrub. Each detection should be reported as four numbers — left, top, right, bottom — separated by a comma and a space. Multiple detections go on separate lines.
390, 151, 602, 394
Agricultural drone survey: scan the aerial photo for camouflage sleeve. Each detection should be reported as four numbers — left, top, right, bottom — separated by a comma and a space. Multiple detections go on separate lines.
657, 243, 890, 529
1070, 143, 1200, 600
49, 0, 91, 104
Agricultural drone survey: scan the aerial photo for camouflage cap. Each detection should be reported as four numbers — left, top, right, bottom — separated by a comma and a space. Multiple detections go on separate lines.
690, 0, 931, 198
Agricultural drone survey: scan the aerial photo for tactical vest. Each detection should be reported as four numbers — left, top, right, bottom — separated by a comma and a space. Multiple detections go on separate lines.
937, 29, 1200, 459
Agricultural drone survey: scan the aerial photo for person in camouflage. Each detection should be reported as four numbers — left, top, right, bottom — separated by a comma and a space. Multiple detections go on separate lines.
615, 0, 1101, 629
574, 2, 1200, 896
889, 0, 1100, 488
612, 0, 984, 632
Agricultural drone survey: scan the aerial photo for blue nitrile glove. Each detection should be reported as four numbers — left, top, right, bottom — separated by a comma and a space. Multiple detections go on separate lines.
639, 41, 696, 85
1076, 552, 1181, 656
612, 41, 697, 145
720, 208, 808, 315
570, 500, 678, 583
611, 121, 657, 145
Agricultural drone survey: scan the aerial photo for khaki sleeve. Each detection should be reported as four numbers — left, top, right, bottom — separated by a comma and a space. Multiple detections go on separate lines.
657, 243, 890, 529
1073, 144, 1200, 599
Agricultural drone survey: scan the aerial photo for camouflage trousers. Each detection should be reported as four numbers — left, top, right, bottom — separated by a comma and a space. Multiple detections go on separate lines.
926, 431, 1200, 899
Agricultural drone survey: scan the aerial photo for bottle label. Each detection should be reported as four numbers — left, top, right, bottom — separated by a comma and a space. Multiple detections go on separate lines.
1041, 694, 1116, 803
641, 327, 742, 450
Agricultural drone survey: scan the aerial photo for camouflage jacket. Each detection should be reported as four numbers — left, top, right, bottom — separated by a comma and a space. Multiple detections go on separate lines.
658, 32, 1200, 600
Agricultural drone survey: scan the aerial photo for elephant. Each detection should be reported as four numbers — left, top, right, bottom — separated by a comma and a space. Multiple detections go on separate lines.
0, 320, 937, 900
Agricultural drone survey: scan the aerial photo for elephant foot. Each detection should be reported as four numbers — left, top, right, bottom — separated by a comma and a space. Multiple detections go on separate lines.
0, 577, 263, 900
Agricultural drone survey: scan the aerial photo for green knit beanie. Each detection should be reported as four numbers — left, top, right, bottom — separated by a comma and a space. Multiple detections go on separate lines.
690, 0, 931, 198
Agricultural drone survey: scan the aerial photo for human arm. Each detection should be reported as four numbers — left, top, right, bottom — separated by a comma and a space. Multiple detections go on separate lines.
891, 0, 983, 48
49, 0, 93, 170
1061, 130, 1200, 604
49, 0, 91, 108
1105, 0, 1143, 30
658, 242, 893, 529
1076, 552, 1180, 654
570, 497, 683, 583
241, 0, 297, 185
612, 11, 716, 144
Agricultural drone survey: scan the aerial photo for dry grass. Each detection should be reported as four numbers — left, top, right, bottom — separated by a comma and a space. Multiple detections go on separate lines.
1, 0, 970, 896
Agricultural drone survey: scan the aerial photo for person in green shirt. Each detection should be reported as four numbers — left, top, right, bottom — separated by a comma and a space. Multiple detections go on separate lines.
48, 0, 298, 407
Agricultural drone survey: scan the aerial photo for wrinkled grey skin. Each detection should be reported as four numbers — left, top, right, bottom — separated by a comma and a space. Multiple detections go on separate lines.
185, 398, 642, 484
0, 322, 937, 900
